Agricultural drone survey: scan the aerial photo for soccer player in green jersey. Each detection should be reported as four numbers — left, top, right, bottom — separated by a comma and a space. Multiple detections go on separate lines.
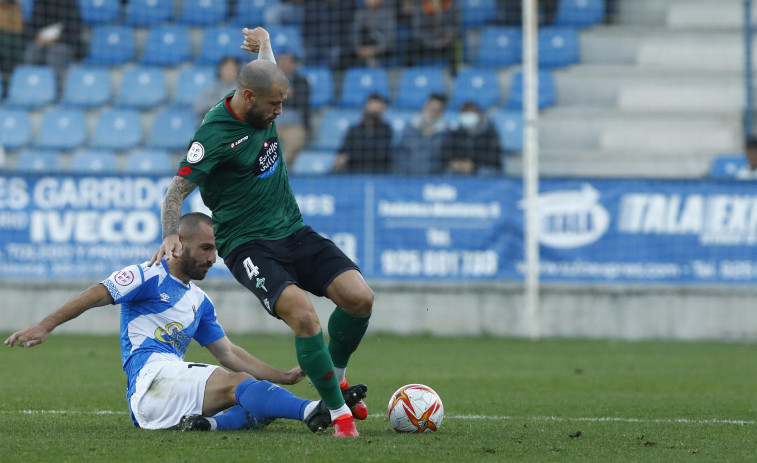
149, 27, 372, 438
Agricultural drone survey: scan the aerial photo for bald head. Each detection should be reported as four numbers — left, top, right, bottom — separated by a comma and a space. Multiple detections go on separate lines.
238, 60, 289, 96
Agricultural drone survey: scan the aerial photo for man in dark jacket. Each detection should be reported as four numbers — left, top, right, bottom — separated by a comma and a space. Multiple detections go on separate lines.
333, 94, 393, 173
441, 101, 503, 176
276, 49, 311, 168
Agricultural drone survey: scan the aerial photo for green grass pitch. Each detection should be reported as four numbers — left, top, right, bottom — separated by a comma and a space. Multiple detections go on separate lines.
0, 333, 754, 462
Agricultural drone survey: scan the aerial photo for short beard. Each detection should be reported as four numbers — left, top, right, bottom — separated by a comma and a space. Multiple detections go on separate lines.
180, 250, 209, 281
244, 107, 271, 130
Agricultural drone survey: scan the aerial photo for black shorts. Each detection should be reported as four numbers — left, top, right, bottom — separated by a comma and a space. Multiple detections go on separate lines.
224, 225, 359, 318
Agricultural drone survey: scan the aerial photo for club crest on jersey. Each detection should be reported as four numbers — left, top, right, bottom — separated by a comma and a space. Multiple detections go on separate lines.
256, 137, 280, 178
187, 142, 205, 164
230, 135, 249, 149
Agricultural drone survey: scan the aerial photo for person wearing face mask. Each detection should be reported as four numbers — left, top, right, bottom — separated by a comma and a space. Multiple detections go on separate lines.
441, 101, 503, 176
394, 93, 448, 175
333, 94, 394, 173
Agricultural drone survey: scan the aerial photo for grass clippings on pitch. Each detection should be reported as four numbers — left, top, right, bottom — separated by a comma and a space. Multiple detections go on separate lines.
0, 334, 754, 462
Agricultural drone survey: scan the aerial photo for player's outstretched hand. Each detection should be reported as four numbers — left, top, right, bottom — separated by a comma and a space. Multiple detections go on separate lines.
149, 235, 182, 267
241, 27, 269, 53
5, 324, 51, 348
279, 366, 306, 385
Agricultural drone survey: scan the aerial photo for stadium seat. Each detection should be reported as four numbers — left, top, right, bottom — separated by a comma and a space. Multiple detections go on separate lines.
115, 67, 167, 109
91, 109, 143, 150
449, 68, 501, 110
231, 0, 276, 26
15, 150, 61, 173
505, 70, 557, 110
6, 65, 56, 109
538, 27, 580, 68
708, 155, 755, 180
61, 66, 112, 108
124, 149, 175, 175
146, 108, 197, 151
198, 26, 247, 64
70, 150, 118, 173
491, 109, 524, 152
173, 65, 217, 108
35, 108, 87, 151
300, 67, 334, 108
125, 0, 174, 26
474, 27, 522, 68
176, 0, 228, 25
86, 26, 137, 66
141, 25, 192, 67
291, 150, 336, 175
78, 0, 120, 25
461, 0, 496, 28
0, 109, 32, 151
383, 108, 416, 145
311, 108, 361, 150
553, 0, 605, 27
267, 26, 304, 60
394, 67, 447, 109
338, 67, 390, 108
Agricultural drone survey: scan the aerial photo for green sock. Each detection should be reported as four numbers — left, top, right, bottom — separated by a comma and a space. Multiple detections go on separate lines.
295, 331, 345, 409
328, 307, 371, 369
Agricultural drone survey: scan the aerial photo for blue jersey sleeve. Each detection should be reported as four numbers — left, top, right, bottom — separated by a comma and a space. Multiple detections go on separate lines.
102, 263, 154, 304
193, 296, 226, 347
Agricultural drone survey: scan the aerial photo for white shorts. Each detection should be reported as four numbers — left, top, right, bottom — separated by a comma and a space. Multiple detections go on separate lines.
129, 354, 219, 430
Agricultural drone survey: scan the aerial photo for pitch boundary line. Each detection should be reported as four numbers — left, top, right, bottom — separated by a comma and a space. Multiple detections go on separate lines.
2, 410, 754, 425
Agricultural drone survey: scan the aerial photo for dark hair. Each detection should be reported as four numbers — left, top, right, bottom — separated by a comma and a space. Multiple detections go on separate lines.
460, 101, 481, 112
366, 93, 388, 104
428, 93, 448, 105
217, 56, 240, 78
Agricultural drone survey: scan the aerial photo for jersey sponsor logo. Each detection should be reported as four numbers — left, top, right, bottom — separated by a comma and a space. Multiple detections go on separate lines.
114, 270, 134, 286
154, 322, 191, 352
230, 135, 249, 149
187, 142, 205, 164
256, 138, 280, 178
178, 166, 192, 176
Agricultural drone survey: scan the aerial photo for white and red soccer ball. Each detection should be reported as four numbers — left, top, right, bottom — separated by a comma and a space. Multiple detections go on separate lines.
387, 384, 444, 433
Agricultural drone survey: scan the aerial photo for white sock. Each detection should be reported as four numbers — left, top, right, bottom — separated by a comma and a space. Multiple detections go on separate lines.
335, 367, 346, 385
328, 404, 351, 421
206, 417, 218, 431
302, 400, 319, 420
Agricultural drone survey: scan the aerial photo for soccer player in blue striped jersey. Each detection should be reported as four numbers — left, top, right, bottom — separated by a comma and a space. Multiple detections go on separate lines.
5, 212, 365, 432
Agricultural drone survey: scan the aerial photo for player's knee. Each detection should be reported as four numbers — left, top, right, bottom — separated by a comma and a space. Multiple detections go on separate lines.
344, 285, 374, 316
224, 371, 254, 399
284, 307, 322, 336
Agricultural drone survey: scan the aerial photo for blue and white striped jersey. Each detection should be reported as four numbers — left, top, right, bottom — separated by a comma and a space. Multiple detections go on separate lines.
101, 260, 225, 400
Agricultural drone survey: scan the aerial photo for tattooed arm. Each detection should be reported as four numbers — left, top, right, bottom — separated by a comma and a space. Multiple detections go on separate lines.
148, 176, 198, 266
240, 27, 276, 65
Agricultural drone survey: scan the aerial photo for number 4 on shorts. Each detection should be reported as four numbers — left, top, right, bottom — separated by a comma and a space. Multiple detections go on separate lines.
243, 257, 259, 280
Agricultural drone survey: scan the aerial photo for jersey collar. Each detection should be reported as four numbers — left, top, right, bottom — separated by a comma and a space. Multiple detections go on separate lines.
224, 95, 243, 121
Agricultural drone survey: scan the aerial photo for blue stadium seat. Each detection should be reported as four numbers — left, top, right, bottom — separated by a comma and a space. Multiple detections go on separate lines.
300, 67, 333, 108
311, 108, 361, 150
491, 109, 524, 152
232, 0, 278, 26
176, 0, 228, 25
553, 0, 605, 27
16, 150, 61, 172
146, 108, 197, 151
709, 155, 755, 180
86, 26, 137, 66
461, 0, 496, 28
71, 150, 118, 173
474, 27, 522, 68
505, 70, 557, 110
124, 149, 175, 174
6, 65, 56, 109
267, 26, 304, 60
198, 26, 247, 64
125, 0, 174, 26
291, 150, 336, 175
173, 65, 217, 108
78, 0, 120, 25
141, 25, 192, 67
116, 67, 167, 109
538, 27, 580, 68
338, 67, 390, 108
0, 109, 32, 150
449, 68, 500, 110
395, 67, 447, 109
383, 108, 416, 145
35, 108, 87, 151
91, 109, 143, 150
62, 66, 112, 108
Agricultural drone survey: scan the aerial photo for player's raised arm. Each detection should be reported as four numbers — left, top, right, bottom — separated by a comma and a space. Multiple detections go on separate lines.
149, 176, 198, 266
4, 284, 114, 348
205, 336, 306, 385
241, 26, 276, 64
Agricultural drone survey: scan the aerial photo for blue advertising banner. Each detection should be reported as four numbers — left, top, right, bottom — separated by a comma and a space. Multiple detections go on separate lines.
1, 173, 757, 283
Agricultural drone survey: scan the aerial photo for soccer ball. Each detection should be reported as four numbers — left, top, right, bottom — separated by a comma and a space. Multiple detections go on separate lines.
387, 383, 444, 433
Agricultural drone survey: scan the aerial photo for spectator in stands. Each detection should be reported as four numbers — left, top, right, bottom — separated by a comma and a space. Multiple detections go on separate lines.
23, 0, 84, 87
302, 0, 357, 69
333, 93, 393, 173
194, 56, 241, 121
495, 0, 558, 26
0, 0, 24, 89
406, 0, 461, 71
276, 49, 311, 168
265, 0, 305, 26
394, 93, 448, 175
345, 0, 396, 68
441, 101, 503, 176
